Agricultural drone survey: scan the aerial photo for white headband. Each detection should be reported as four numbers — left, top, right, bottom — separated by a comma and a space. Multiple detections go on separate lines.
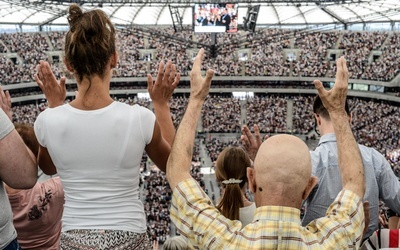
222, 178, 242, 185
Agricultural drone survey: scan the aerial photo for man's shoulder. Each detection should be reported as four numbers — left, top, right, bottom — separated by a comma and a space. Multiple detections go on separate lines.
358, 144, 388, 163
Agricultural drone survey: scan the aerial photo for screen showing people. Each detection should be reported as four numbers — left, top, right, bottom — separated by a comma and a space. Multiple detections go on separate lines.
193, 3, 238, 33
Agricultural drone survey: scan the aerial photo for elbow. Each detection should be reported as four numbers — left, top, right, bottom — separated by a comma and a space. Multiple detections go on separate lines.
22, 162, 38, 189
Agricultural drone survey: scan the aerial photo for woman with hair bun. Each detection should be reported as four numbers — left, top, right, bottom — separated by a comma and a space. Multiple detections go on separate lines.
34, 4, 179, 249
215, 146, 255, 227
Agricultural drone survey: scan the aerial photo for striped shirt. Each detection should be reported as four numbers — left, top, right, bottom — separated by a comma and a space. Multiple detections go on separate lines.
170, 178, 365, 249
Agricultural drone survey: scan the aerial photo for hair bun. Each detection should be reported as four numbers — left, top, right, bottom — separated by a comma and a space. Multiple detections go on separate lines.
67, 4, 83, 29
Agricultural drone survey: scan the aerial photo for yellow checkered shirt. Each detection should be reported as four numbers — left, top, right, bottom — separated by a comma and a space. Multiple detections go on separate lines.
170, 178, 364, 250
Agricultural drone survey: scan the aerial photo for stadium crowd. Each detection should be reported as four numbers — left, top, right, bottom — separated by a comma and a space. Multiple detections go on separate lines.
0, 28, 399, 85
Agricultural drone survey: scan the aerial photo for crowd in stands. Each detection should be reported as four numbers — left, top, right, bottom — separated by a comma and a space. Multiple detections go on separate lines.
293, 31, 339, 77
292, 95, 315, 134
244, 29, 291, 77
142, 167, 172, 245
363, 32, 400, 81
142, 150, 203, 245
246, 95, 287, 133
0, 28, 399, 85
205, 137, 241, 163
0, 55, 26, 84
336, 31, 388, 79
169, 96, 189, 129
202, 95, 242, 133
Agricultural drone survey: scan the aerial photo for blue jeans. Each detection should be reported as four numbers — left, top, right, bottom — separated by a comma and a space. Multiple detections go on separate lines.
3, 238, 22, 250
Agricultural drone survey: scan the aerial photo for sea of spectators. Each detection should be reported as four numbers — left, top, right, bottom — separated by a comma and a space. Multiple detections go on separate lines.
244, 29, 291, 77
336, 31, 388, 79
142, 158, 204, 244
169, 96, 189, 129
292, 95, 315, 134
363, 32, 400, 81
246, 95, 287, 133
292, 31, 339, 77
202, 95, 242, 133
0, 29, 399, 85
142, 167, 172, 245
205, 137, 241, 164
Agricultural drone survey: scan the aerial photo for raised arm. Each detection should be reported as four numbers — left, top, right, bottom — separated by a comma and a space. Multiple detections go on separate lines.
314, 56, 365, 198
166, 48, 214, 189
145, 60, 180, 172
147, 60, 180, 146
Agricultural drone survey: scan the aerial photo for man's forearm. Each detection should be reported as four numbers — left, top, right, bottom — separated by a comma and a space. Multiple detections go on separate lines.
331, 111, 365, 198
167, 98, 204, 189
153, 102, 175, 146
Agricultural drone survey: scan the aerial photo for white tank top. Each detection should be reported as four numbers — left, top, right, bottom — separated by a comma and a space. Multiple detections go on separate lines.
34, 102, 155, 233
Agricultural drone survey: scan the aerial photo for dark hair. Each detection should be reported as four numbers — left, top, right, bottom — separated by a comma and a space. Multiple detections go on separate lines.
313, 95, 350, 120
64, 4, 116, 82
215, 146, 250, 220
14, 123, 39, 157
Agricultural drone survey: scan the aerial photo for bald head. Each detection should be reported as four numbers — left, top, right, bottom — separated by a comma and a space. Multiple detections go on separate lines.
249, 134, 315, 207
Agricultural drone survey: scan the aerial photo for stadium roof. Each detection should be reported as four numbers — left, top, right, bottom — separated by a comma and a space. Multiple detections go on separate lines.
0, 0, 399, 28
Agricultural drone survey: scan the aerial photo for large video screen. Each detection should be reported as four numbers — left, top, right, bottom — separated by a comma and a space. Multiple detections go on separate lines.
193, 3, 238, 33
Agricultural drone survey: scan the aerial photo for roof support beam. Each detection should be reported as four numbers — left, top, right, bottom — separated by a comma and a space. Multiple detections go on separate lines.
342, 6, 364, 23
320, 6, 346, 24
39, 10, 67, 26
155, 6, 166, 25
271, 5, 281, 24
131, 5, 145, 25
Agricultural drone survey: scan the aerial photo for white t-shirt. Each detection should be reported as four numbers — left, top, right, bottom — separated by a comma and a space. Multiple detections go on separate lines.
239, 202, 256, 227
34, 102, 155, 233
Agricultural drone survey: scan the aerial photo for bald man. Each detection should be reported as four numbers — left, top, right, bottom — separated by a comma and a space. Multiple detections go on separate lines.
167, 50, 366, 249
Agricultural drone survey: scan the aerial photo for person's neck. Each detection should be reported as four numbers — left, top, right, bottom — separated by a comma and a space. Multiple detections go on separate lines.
71, 75, 113, 110
254, 192, 302, 209
319, 121, 335, 136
